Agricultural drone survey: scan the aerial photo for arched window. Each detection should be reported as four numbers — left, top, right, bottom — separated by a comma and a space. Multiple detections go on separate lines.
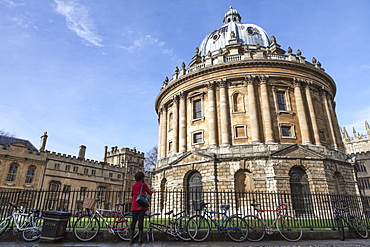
25, 165, 36, 184
333, 172, 346, 194
49, 180, 61, 191
6, 163, 18, 182
235, 170, 254, 192
232, 92, 245, 113
168, 112, 173, 131
289, 166, 313, 216
187, 171, 203, 213
48, 180, 61, 210
235, 170, 254, 209
160, 178, 167, 211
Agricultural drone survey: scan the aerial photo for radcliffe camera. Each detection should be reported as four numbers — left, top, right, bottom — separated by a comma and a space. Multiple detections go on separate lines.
0, 3, 369, 245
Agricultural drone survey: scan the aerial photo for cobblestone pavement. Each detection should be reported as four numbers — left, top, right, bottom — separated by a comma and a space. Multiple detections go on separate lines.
0, 239, 369, 247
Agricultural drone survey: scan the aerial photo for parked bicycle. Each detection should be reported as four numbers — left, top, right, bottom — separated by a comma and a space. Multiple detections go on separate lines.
187, 202, 248, 242
0, 202, 43, 241
324, 200, 368, 240
73, 198, 131, 241
244, 203, 302, 242
145, 210, 195, 241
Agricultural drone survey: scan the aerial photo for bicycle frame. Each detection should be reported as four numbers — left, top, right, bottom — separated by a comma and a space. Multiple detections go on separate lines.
146, 211, 191, 241
88, 208, 128, 232
6, 204, 39, 232
253, 204, 286, 230
201, 210, 236, 231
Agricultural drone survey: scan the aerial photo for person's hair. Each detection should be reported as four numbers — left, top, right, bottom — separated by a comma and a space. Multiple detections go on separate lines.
134, 171, 145, 182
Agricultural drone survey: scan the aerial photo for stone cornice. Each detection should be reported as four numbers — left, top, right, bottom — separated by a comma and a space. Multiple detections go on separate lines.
155, 59, 336, 112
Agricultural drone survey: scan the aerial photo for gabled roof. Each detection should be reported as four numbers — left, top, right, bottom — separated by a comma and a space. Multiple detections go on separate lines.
169, 150, 215, 167
0, 135, 38, 151
271, 144, 325, 159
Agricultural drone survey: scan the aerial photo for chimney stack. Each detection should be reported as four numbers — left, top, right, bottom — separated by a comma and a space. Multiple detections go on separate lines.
103, 146, 108, 163
39, 132, 48, 151
78, 145, 86, 159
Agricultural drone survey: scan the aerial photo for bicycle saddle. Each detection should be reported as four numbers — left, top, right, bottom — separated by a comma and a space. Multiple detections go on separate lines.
221, 205, 230, 211
165, 210, 174, 215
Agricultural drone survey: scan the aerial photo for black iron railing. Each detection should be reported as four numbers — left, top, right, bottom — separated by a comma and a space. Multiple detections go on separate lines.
0, 189, 369, 231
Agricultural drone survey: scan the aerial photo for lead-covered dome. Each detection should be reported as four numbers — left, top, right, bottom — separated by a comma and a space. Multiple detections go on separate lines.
199, 7, 271, 56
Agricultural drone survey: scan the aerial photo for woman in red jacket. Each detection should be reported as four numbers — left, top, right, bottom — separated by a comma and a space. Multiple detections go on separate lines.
130, 171, 153, 243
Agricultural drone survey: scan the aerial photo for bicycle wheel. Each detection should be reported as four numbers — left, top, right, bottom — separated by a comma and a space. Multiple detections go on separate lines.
0, 218, 10, 235
22, 217, 43, 241
244, 215, 265, 242
335, 216, 345, 241
187, 215, 210, 242
73, 215, 100, 241
352, 216, 368, 239
276, 215, 302, 241
225, 216, 248, 242
115, 216, 130, 241
174, 216, 192, 241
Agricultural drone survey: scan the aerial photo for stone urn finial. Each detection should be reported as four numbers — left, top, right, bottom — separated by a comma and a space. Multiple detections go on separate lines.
271, 35, 276, 43
288, 47, 292, 54
195, 47, 199, 55
230, 31, 236, 39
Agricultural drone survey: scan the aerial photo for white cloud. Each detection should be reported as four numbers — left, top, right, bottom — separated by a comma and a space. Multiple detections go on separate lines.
54, 0, 103, 47
118, 31, 171, 55
0, 0, 24, 7
11, 15, 32, 28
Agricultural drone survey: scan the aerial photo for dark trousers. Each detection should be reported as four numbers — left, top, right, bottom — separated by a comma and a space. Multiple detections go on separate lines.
131, 210, 145, 231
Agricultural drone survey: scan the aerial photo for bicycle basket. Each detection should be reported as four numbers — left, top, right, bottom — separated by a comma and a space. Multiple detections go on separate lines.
83, 197, 97, 210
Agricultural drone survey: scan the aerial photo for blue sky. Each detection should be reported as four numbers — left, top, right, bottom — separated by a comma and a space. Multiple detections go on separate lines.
1, 0, 369, 161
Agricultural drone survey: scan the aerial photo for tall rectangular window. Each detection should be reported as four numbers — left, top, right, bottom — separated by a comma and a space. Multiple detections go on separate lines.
65, 165, 70, 171
277, 92, 286, 110
25, 166, 36, 184
6, 163, 18, 182
193, 132, 203, 144
281, 126, 291, 137
80, 187, 87, 196
235, 126, 246, 138
193, 99, 202, 119
63, 185, 71, 193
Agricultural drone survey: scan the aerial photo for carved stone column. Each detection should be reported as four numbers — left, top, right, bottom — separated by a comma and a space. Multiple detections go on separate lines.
206, 81, 218, 146
173, 95, 179, 153
246, 75, 261, 143
304, 82, 321, 145
157, 109, 162, 159
327, 93, 341, 150
219, 79, 231, 146
293, 78, 311, 145
329, 100, 345, 150
259, 75, 274, 143
321, 89, 338, 149
179, 91, 187, 152
160, 105, 168, 158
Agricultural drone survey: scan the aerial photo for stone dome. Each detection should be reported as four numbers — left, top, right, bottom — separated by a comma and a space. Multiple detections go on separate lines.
198, 7, 271, 56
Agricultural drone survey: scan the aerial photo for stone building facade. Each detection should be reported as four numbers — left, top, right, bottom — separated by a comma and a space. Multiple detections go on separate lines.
0, 132, 144, 209
152, 7, 358, 203
342, 121, 370, 195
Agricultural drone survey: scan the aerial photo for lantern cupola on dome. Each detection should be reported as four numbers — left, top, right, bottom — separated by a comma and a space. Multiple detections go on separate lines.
199, 6, 271, 56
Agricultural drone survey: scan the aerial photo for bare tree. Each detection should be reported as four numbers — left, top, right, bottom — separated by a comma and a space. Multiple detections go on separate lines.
0, 129, 16, 137
144, 145, 157, 171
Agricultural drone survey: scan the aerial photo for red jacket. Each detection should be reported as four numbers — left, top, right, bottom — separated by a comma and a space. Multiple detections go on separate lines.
131, 181, 153, 211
